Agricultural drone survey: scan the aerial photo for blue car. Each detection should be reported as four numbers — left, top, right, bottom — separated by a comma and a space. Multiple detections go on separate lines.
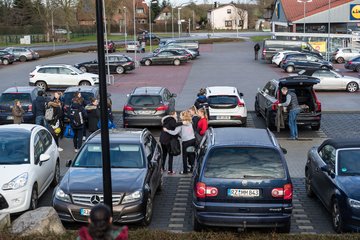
305, 139, 360, 233
192, 127, 292, 232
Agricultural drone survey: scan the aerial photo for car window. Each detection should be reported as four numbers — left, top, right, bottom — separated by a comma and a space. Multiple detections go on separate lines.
34, 132, 45, 164
59, 67, 73, 75
307, 55, 319, 61
319, 144, 336, 166
0, 131, 30, 164
63, 92, 95, 106
144, 135, 155, 161
39, 129, 52, 150
0, 93, 31, 104
342, 49, 351, 53
337, 149, 360, 176
40, 67, 58, 74
262, 82, 272, 93
204, 147, 285, 179
129, 95, 162, 107
208, 95, 237, 105
73, 143, 144, 168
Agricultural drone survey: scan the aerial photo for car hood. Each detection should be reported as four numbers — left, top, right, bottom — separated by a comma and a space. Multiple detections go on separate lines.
60, 168, 147, 193
0, 164, 31, 183
336, 176, 360, 199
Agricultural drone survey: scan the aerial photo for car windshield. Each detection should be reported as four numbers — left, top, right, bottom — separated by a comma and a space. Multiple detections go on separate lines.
337, 149, 360, 176
204, 147, 285, 179
129, 95, 161, 107
63, 92, 94, 106
73, 143, 144, 168
0, 93, 31, 104
0, 131, 30, 164
68, 66, 84, 74
208, 95, 237, 104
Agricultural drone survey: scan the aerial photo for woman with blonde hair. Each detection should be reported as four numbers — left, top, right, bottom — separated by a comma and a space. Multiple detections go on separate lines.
164, 111, 195, 174
189, 105, 200, 131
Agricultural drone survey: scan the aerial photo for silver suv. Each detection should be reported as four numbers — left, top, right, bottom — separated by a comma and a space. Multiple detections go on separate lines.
331, 48, 360, 63
3, 47, 39, 62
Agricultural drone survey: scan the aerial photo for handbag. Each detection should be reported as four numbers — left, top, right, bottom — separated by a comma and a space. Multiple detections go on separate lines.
97, 119, 116, 129
169, 137, 181, 156
64, 124, 74, 138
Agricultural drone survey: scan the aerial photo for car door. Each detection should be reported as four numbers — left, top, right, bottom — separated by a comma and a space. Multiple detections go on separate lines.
87, 60, 99, 73
342, 48, 352, 61
143, 134, 157, 197
163, 88, 175, 112
305, 55, 320, 69
41, 67, 59, 87
38, 129, 56, 191
154, 51, 169, 64
58, 66, 78, 86
33, 131, 48, 195
258, 81, 277, 116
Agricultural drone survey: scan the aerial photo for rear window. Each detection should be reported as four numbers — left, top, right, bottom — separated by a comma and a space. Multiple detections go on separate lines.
129, 95, 162, 107
208, 95, 237, 105
0, 93, 31, 104
204, 147, 285, 179
63, 92, 95, 106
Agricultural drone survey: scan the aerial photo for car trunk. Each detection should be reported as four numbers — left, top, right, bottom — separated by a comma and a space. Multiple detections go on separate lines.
208, 95, 238, 109
128, 95, 163, 115
279, 87, 318, 114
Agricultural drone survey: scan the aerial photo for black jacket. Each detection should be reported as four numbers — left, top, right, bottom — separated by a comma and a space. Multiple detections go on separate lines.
32, 96, 46, 117
85, 104, 100, 132
159, 115, 181, 145
70, 102, 88, 129
194, 95, 208, 110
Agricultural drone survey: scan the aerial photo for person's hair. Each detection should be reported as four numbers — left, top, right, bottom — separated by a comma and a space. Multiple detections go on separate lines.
281, 87, 288, 93
90, 97, 97, 103
189, 105, 198, 116
197, 88, 206, 96
88, 204, 113, 240
74, 91, 80, 98
198, 108, 208, 120
38, 91, 44, 96
14, 99, 20, 106
180, 111, 192, 122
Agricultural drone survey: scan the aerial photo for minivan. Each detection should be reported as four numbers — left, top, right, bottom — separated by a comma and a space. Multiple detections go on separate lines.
262, 39, 322, 61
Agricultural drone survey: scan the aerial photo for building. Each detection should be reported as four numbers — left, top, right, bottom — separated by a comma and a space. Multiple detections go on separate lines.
154, 6, 172, 24
207, 4, 248, 30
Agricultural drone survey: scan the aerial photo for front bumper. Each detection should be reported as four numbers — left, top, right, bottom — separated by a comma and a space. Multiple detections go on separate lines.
0, 188, 31, 214
0, 112, 35, 124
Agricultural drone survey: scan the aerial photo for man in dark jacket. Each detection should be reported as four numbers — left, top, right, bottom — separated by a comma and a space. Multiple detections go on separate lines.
254, 43, 260, 60
70, 97, 88, 152
85, 98, 100, 133
32, 90, 46, 126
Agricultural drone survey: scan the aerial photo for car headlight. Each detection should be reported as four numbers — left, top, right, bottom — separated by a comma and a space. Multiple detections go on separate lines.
55, 188, 71, 203
122, 190, 142, 204
2, 172, 28, 190
348, 198, 360, 209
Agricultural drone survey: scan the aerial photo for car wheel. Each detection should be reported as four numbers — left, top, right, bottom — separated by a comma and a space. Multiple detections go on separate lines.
142, 196, 153, 226
336, 57, 345, 64
173, 59, 181, 66
305, 170, 314, 198
79, 66, 87, 72
356, 65, 360, 72
277, 221, 291, 233
311, 125, 321, 131
145, 59, 152, 66
192, 210, 203, 231
79, 80, 91, 86
29, 185, 38, 210
116, 66, 125, 74
254, 100, 261, 117
286, 65, 294, 73
346, 82, 359, 92
332, 199, 344, 233
51, 161, 60, 187
19, 55, 27, 62
2, 59, 9, 65
36, 81, 48, 91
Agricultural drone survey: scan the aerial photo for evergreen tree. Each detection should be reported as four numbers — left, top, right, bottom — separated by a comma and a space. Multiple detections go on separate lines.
151, 1, 161, 22
12, 0, 35, 26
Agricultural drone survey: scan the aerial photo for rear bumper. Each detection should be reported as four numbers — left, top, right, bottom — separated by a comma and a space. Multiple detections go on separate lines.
123, 115, 165, 127
269, 110, 321, 127
208, 117, 247, 126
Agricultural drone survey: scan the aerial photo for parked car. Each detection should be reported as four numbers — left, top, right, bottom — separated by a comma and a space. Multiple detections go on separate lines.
255, 76, 321, 130
138, 33, 160, 42
165, 40, 200, 56
123, 86, 176, 127
29, 64, 99, 91
4, 47, 39, 62
74, 54, 135, 74
54, 28, 72, 34
272, 51, 300, 67
160, 45, 198, 59
0, 50, 15, 65
331, 48, 360, 64
105, 40, 116, 53
0, 86, 40, 124
140, 50, 188, 66
153, 48, 194, 60
52, 128, 163, 225
281, 53, 333, 73
344, 56, 360, 72
205, 86, 247, 127
125, 41, 141, 53
0, 124, 60, 214
299, 69, 359, 92
305, 138, 360, 232
192, 127, 292, 232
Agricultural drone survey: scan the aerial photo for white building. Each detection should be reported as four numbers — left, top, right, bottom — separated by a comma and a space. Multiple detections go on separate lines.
207, 4, 248, 30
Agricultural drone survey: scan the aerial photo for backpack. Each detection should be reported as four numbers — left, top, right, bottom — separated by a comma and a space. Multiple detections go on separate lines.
45, 106, 54, 121
70, 108, 84, 127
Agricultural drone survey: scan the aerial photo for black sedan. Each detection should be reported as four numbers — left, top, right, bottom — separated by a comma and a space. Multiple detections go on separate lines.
52, 129, 163, 226
305, 139, 360, 233
282, 53, 333, 73
344, 56, 360, 72
74, 54, 135, 74
140, 50, 188, 66
0, 50, 15, 65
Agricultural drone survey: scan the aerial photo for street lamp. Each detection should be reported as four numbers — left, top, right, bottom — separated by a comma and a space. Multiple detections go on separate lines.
177, 1, 197, 38
297, 0, 312, 34
171, 7, 174, 38
124, 7, 127, 47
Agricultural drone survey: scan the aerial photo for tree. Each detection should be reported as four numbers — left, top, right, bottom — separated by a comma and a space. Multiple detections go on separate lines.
151, 1, 161, 22
161, 0, 169, 9
54, 0, 77, 40
12, 0, 35, 26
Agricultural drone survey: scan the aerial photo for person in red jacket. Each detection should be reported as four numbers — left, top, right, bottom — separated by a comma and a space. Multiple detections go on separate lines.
197, 108, 208, 136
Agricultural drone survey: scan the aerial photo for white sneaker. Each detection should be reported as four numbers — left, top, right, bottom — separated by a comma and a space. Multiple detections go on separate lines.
82, 136, 86, 141
57, 147, 63, 152
75, 149, 79, 153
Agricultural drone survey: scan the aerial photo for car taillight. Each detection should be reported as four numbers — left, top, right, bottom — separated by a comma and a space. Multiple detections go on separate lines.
272, 184, 292, 200
262, 48, 266, 56
156, 105, 168, 111
348, 61, 352, 65
28, 104, 32, 112
312, 90, 321, 112
237, 98, 244, 107
123, 105, 134, 111
195, 182, 218, 199
271, 100, 279, 111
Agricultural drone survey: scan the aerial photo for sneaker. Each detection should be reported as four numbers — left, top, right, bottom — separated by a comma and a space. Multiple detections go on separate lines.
75, 149, 79, 153
179, 171, 188, 175
167, 171, 175, 175
57, 147, 63, 152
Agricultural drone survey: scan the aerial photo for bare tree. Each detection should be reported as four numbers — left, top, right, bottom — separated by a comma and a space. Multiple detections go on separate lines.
54, 0, 77, 40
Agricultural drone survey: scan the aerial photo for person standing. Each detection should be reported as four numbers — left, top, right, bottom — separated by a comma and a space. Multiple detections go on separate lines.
254, 43, 260, 60
12, 100, 25, 124
85, 98, 100, 134
32, 90, 46, 126
46, 92, 64, 151
70, 97, 87, 152
278, 87, 301, 140
189, 106, 200, 130
197, 108, 208, 136
141, 40, 146, 53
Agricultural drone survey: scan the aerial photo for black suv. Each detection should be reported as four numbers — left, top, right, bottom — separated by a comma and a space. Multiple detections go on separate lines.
282, 53, 333, 73
255, 76, 321, 130
192, 127, 292, 232
0, 50, 15, 65
53, 128, 163, 225
0, 86, 39, 124
123, 87, 176, 127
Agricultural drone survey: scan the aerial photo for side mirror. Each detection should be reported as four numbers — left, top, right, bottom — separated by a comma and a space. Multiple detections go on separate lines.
320, 165, 335, 178
240, 92, 244, 97
39, 153, 50, 162
150, 160, 158, 168
281, 147, 287, 154
66, 160, 72, 167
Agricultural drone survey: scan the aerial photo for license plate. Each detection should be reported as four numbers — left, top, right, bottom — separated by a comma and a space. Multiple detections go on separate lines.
137, 110, 153, 115
216, 115, 230, 120
80, 208, 91, 216
6, 116, 13, 120
228, 189, 260, 198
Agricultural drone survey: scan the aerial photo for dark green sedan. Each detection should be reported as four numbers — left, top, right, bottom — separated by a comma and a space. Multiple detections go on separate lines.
140, 50, 188, 66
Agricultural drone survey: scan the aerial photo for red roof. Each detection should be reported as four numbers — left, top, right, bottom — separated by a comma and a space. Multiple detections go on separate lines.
281, 0, 353, 22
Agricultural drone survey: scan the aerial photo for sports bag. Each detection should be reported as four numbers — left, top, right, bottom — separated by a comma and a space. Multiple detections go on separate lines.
70, 108, 84, 127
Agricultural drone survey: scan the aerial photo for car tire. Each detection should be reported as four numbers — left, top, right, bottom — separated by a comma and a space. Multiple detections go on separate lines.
173, 59, 181, 66
356, 65, 360, 72
51, 161, 60, 187
286, 65, 294, 73
116, 66, 125, 74
305, 170, 314, 198
29, 185, 38, 210
79, 66, 87, 72
2, 59, 9, 65
192, 210, 203, 231
336, 57, 345, 64
36, 81, 48, 91
311, 125, 321, 131
19, 56, 27, 62
332, 199, 344, 233
79, 80, 91, 86
277, 221, 291, 233
254, 100, 261, 117
142, 196, 153, 226
346, 82, 359, 92
144, 60, 152, 66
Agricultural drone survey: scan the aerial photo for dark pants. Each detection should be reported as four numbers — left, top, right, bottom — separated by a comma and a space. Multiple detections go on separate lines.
73, 127, 84, 149
161, 143, 174, 172
255, 51, 259, 60
182, 139, 195, 173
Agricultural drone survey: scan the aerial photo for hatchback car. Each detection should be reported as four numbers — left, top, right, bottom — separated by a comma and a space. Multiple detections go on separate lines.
332, 48, 360, 64
123, 87, 176, 127
29, 64, 99, 91
344, 56, 360, 72
4, 47, 39, 62
206, 86, 247, 127
125, 41, 141, 53
282, 53, 333, 73
305, 139, 360, 232
53, 128, 163, 225
0, 86, 39, 124
272, 51, 300, 67
0, 124, 60, 214
192, 127, 292, 232
140, 50, 188, 66
255, 76, 321, 130
0, 50, 15, 65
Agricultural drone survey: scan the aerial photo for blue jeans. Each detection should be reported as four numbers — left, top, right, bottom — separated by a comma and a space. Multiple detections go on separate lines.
35, 116, 45, 126
288, 108, 300, 139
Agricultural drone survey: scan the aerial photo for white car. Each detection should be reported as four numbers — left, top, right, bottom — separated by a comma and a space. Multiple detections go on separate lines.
272, 51, 300, 67
206, 86, 247, 127
125, 41, 141, 52
29, 64, 99, 91
0, 124, 60, 214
